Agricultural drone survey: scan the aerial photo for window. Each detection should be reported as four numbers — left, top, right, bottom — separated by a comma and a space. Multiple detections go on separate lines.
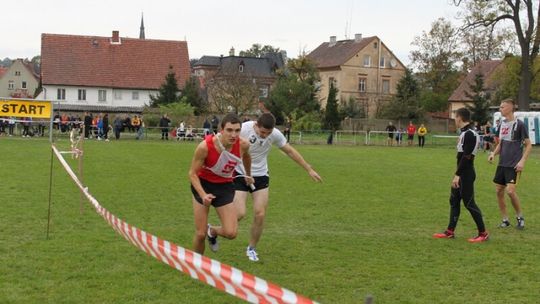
8, 81, 14, 90
363, 55, 371, 67
329, 77, 336, 88
259, 86, 268, 98
78, 89, 86, 101
132, 91, 139, 100
358, 77, 366, 92
15, 71, 21, 76
114, 90, 122, 100
57, 88, 66, 100
382, 79, 390, 94
98, 90, 107, 102
239, 64, 244, 73
380, 57, 385, 68
22, 81, 27, 89
373, 42, 378, 49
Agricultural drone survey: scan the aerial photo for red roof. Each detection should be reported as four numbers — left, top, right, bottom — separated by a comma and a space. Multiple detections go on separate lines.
448, 60, 503, 102
308, 37, 377, 68
41, 33, 190, 90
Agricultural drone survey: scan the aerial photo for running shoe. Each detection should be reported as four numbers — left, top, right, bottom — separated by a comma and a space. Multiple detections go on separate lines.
207, 224, 219, 252
246, 246, 259, 262
468, 232, 489, 243
516, 217, 525, 230
499, 220, 511, 228
433, 230, 455, 239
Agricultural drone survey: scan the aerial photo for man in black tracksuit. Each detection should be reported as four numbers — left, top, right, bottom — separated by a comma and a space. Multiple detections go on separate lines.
434, 107, 489, 243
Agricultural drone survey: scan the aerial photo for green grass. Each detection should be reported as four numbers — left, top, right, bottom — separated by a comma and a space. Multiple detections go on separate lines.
1, 137, 539, 303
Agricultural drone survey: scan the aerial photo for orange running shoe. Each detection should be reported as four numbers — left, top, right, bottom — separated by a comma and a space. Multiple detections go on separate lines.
433, 230, 455, 239
468, 232, 489, 243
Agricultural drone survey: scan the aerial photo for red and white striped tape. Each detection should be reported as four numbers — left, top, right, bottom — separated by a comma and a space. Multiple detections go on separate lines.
51, 145, 319, 304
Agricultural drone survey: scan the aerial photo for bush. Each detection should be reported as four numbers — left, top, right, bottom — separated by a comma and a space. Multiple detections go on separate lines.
295, 112, 322, 131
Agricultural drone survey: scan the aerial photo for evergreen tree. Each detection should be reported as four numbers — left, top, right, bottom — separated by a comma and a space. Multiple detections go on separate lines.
150, 65, 180, 107
182, 77, 206, 115
465, 73, 491, 125
323, 82, 340, 130
381, 69, 422, 120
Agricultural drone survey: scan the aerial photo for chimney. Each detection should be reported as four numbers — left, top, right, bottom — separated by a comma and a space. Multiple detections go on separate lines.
354, 33, 362, 42
329, 36, 337, 47
229, 47, 235, 56
111, 30, 120, 44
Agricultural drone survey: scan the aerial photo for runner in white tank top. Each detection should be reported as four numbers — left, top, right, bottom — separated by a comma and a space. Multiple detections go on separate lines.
233, 113, 323, 262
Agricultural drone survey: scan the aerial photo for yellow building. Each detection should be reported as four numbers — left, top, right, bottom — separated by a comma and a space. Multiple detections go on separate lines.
308, 34, 405, 117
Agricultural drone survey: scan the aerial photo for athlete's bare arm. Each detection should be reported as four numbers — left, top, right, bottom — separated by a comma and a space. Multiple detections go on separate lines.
188, 141, 215, 205
280, 143, 322, 182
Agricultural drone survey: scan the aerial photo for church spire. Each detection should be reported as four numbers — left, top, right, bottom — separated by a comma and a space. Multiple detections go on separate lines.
139, 13, 145, 39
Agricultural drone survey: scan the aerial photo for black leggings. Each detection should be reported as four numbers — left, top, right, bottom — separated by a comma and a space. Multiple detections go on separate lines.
448, 169, 486, 232
418, 136, 425, 147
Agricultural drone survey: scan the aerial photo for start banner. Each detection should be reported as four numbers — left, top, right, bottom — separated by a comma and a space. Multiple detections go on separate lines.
0, 99, 52, 118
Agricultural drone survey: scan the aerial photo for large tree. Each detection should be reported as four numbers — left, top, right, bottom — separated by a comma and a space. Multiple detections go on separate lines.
239, 44, 280, 57
454, 0, 540, 110
208, 69, 259, 114
410, 18, 462, 112
150, 65, 181, 107
265, 55, 320, 122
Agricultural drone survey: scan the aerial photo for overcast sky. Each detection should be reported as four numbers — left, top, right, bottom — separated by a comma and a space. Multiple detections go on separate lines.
1, 0, 460, 66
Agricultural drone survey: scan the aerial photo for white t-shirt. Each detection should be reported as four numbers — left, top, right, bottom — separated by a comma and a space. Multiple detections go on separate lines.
236, 121, 287, 177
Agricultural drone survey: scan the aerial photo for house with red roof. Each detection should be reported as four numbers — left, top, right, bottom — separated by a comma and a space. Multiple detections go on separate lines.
308, 34, 406, 117
0, 59, 40, 99
38, 31, 190, 113
447, 60, 503, 119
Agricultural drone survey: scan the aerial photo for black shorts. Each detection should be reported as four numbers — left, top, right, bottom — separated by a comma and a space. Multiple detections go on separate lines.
408, 134, 414, 140
233, 174, 269, 193
493, 166, 519, 185
191, 179, 235, 207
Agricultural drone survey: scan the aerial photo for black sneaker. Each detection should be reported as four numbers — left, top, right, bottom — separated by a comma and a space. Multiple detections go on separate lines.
207, 224, 219, 252
516, 217, 525, 230
499, 220, 511, 228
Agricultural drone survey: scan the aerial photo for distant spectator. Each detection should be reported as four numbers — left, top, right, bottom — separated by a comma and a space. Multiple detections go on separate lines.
60, 113, 69, 133
417, 123, 427, 148
407, 121, 416, 146
177, 120, 186, 140
284, 117, 292, 143
136, 115, 145, 140
385, 122, 397, 146
395, 128, 403, 146
84, 112, 93, 139
8, 117, 15, 136
185, 125, 194, 141
102, 113, 110, 141
22, 117, 31, 137
159, 114, 171, 140
0, 117, 5, 136
203, 118, 211, 136
131, 115, 141, 131
211, 115, 219, 134
113, 115, 123, 140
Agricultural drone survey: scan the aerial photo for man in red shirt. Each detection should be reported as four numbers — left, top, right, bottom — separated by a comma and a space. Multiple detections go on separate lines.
189, 113, 254, 254
407, 121, 416, 146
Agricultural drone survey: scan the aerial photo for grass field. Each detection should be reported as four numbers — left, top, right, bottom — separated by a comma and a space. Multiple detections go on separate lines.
1, 137, 539, 303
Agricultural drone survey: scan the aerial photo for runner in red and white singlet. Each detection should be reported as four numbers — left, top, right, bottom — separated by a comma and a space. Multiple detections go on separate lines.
189, 113, 253, 255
